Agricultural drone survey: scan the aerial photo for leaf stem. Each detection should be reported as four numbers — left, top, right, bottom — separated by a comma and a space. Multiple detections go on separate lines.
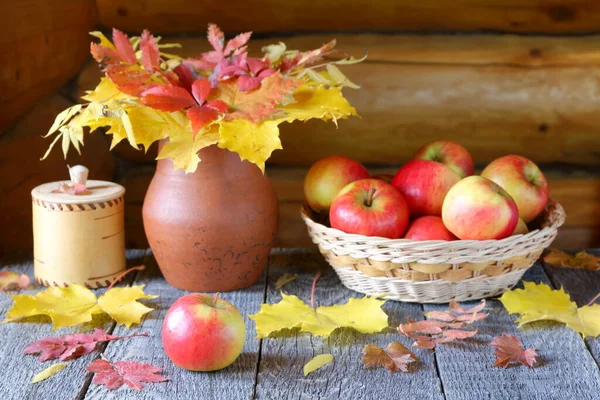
311, 271, 322, 310
586, 291, 600, 307
106, 265, 146, 290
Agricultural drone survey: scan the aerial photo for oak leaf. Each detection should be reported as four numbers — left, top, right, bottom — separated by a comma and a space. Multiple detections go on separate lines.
249, 293, 388, 338
499, 281, 600, 337
3, 284, 156, 329
490, 334, 537, 368
86, 359, 168, 390
0, 271, 30, 291
543, 249, 600, 271
31, 363, 66, 384
362, 342, 418, 373
24, 329, 148, 362
303, 354, 333, 376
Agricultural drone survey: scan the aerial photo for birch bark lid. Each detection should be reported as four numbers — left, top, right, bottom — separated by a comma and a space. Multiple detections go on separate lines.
31, 180, 125, 204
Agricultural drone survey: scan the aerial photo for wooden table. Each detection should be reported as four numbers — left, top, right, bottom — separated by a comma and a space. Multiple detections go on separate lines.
1, 249, 599, 399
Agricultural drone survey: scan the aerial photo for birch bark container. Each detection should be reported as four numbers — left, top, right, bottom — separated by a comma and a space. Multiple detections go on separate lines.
31, 166, 126, 288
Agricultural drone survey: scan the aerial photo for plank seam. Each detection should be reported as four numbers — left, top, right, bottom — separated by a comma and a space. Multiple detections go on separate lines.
427, 301, 447, 400
252, 257, 270, 400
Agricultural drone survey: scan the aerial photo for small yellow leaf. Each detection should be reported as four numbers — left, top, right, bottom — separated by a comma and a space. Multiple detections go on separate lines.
31, 363, 66, 384
282, 84, 357, 123
82, 78, 127, 102
500, 282, 600, 337
326, 64, 360, 89
217, 119, 282, 173
89, 31, 115, 48
275, 274, 297, 290
45, 104, 82, 137
98, 285, 157, 327
262, 42, 287, 62
249, 293, 388, 338
3, 285, 101, 329
304, 354, 333, 376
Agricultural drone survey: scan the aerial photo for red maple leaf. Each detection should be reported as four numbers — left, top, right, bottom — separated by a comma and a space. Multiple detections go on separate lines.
491, 334, 537, 368
86, 359, 168, 390
219, 57, 276, 92
24, 329, 148, 362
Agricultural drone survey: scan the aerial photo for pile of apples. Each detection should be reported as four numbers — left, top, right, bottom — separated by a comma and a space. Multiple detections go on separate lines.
304, 140, 549, 241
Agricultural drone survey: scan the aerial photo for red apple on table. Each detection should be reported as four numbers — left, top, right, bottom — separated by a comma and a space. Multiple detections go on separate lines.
404, 216, 458, 241
413, 140, 475, 178
391, 160, 461, 217
162, 293, 245, 371
304, 156, 370, 212
442, 176, 519, 240
481, 155, 549, 223
330, 179, 410, 238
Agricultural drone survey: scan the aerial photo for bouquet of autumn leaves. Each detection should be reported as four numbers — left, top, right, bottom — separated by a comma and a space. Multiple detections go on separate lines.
43, 25, 363, 172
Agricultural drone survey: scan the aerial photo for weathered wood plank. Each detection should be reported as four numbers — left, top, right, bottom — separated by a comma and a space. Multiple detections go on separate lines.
74, 34, 600, 167
96, 0, 600, 34
255, 249, 444, 400
1, 0, 97, 132
0, 249, 147, 400
541, 249, 600, 367
83, 253, 266, 399
423, 264, 600, 400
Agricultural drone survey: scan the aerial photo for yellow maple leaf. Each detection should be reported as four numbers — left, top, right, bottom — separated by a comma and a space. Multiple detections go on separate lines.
3, 284, 156, 329
217, 119, 281, 173
157, 122, 220, 173
499, 282, 600, 337
97, 286, 157, 328
249, 293, 388, 338
81, 77, 129, 102
281, 83, 357, 123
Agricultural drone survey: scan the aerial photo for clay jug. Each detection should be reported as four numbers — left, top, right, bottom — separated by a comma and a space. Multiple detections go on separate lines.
142, 143, 278, 292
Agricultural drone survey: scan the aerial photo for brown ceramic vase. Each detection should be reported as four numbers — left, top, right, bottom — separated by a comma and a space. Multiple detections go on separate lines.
142, 143, 278, 292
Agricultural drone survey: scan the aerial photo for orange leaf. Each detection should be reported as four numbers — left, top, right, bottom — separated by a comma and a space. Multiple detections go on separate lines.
141, 86, 196, 112
362, 342, 419, 373
106, 65, 155, 97
187, 106, 219, 135
491, 334, 537, 368
90, 43, 122, 66
543, 249, 600, 271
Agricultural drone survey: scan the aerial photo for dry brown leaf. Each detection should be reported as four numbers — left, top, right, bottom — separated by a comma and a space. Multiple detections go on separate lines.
490, 334, 537, 368
543, 249, 600, 271
362, 342, 418, 373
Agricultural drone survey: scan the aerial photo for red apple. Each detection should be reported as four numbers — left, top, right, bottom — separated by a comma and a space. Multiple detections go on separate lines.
162, 293, 245, 371
414, 140, 474, 178
481, 155, 549, 223
442, 176, 519, 240
304, 156, 370, 212
404, 216, 457, 241
512, 218, 529, 235
391, 160, 461, 217
329, 179, 409, 238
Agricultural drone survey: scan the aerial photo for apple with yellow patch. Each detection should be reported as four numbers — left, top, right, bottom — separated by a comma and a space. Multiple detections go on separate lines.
442, 176, 519, 240
162, 293, 245, 371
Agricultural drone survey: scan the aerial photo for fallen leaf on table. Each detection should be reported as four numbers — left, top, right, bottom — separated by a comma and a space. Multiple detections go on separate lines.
24, 328, 148, 362
543, 249, 600, 271
303, 354, 334, 376
249, 293, 388, 338
3, 284, 156, 329
86, 359, 168, 390
499, 282, 600, 337
362, 342, 418, 373
51, 183, 87, 195
31, 363, 66, 384
491, 334, 537, 368
274, 273, 297, 290
0, 271, 30, 291
399, 300, 487, 349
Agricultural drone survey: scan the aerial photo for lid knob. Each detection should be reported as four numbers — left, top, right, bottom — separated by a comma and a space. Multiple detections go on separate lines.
69, 165, 89, 186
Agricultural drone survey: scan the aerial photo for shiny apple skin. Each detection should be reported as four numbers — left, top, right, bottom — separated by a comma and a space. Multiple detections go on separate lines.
414, 140, 475, 178
329, 179, 410, 239
304, 156, 370, 213
391, 160, 461, 217
161, 293, 245, 372
404, 216, 457, 241
481, 155, 549, 223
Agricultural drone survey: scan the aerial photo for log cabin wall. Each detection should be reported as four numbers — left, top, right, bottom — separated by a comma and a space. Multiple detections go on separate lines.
1, 0, 599, 254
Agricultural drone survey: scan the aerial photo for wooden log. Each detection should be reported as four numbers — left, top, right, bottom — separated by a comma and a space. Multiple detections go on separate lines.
0, 95, 115, 252
75, 34, 600, 166
96, 0, 600, 34
1, 1, 97, 132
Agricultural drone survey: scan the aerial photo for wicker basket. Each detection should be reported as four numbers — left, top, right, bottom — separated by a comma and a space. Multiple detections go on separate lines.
301, 200, 565, 303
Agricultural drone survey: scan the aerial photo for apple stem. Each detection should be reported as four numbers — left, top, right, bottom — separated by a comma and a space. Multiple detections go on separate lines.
106, 265, 146, 290
212, 292, 221, 307
365, 188, 376, 207
311, 271, 322, 310
586, 291, 600, 307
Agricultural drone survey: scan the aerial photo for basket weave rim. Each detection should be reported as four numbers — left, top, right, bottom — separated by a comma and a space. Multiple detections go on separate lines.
301, 200, 565, 251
